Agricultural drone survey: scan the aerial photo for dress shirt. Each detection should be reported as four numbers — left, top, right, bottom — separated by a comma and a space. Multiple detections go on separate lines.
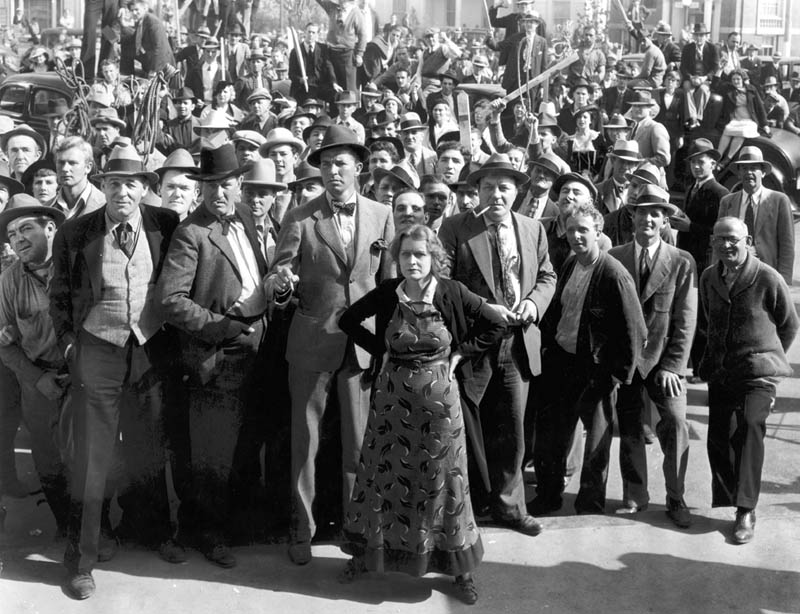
611, 179, 628, 212
255, 220, 276, 264
518, 192, 548, 221
395, 276, 438, 305
737, 188, 762, 223
634, 238, 661, 279
54, 181, 94, 220
226, 218, 267, 317
202, 60, 218, 102
105, 207, 142, 247
555, 258, 597, 354
327, 191, 357, 248
486, 216, 521, 310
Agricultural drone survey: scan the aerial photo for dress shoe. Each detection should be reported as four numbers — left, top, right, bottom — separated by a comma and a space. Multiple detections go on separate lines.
97, 531, 119, 562
615, 501, 648, 515
455, 574, 479, 605
527, 497, 561, 517
158, 538, 188, 564
733, 509, 756, 544
66, 571, 95, 600
288, 541, 312, 565
337, 556, 366, 584
666, 498, 692, 528
203, 543, 237, 568
497, 514, 543, 537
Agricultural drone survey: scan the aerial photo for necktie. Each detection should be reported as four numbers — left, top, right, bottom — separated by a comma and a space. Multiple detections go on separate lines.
115, 223, 134, 258
744, 194, 755, 237
409, 152, 418, 169
219, 212, 240, 235
629, 121, 638, 139
331, 200, 355, 215
494, 222, 517, 308
639, 247, 650, 289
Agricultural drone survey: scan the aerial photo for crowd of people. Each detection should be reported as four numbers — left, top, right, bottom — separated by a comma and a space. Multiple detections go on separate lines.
1, 0, 799, 606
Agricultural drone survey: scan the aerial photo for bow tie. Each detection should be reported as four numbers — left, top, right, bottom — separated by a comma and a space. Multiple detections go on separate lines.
218, 212, 240, 235
331, 200, 355, 215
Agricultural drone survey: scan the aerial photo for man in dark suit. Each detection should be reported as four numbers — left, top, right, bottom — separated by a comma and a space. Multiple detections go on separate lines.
50, 145, 183, 600
157, 143, 268, 569
159, 88, 201, 154
124, 0, 176, 76
266, 125, 394, 565
488, 0, 544, 66
530, 204, 646, 516
439, 153, 556, 536
594, 140, 641, 216
679, 23, 720, 84
185, 38, 224, 104
717, 147, 794, 285
609, 185, 697, 527
289, 22, 335, 103
513, 152, 560, 221
699, 216, 799, 544
487, 14, 548, 97
234, 50, 273, 109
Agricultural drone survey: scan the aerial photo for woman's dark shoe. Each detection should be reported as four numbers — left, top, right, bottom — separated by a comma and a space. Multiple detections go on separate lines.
455, 574, 478, 605
337, 557, 366, 583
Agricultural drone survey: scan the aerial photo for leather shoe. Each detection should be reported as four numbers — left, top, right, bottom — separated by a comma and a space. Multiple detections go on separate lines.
498, 514, 543, 537
66, 571, 95, 600
288, 541, 312, 565
615, 501, 648, 515
455, 574, 479, 604
733, 509, 756, 544
203, 543, 237, 568
666, 498, 692, 528
97, 531, 119, 562
527, 497, 561, 516
158, 538, 187, 564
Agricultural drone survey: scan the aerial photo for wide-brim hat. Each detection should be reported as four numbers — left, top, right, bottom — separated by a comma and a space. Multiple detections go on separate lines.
259, 127, 305, 157
365, 135, 405, 160
762, 75, 780, 88
306, 125, 370, 167
187, 143, 245, 181
155, 148, 197, 178
373, 162, 419, 191
0, 124, 47, 157
685, 137, 721, 161
399, 116, 426, 132
438, 70, 460, 85
528, 152, 562, 179
241, 158, 287, 189
0, 172, 25, 197
0, 193, 65, 238
301, 98, 325, 110
628, 91, 656, 106
302, 115, 334, 141
608, 139, 641, 162
467, 153, 529, 187
731, 146, 773, 173
94, 144, 159, 184
193, 109, 232, 133
20, 156, 56, 188
626, 161, 661, 186
628, 184, 679, 216
570, 78, 595, 94
691, 23, 710, 35
604, 113, 630, 130
28, 47, 49, 60
90, 108, 126, 129
552, 172, 598, 201
202, 38, 221, 50
653, 22, 672, 35
538, 113, 562, 137
448, 164, 472, 190
287, 160, 323, 190
335, 90, 359, 106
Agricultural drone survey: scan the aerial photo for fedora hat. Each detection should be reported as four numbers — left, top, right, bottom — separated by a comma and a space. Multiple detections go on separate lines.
301, 98, 325, 110
371, 110, 398, 129
570, 78, 595, 94
361, 83, 382, 98
628, 184, 678, 216
0, 193, 65, 239
43, 98, 70, 118
231, 130, 267, 149
366, 135, 405, 160
604, 112, 630, 130
259, 127, 305, 157
553, 172, 598, 201
691, 23, 710, 35
373, 160, 420, 191
438, 69, 460, 85
287, 161, 323, 191
302, 115, 334, 141
732, 146, 772, 173
448, 164, 472, 190
172, 87, 197, 102
0, 168, 25, 198
28, 47, 49, 61
0, 124, 47, 157
762, 75, 780, 88
90, 107, 126, 129
685, 138, 721, 161
155, 148, 197, 178
94, 144, 159, 184
653, 22, 672, 35
335, 90, 359, 106
20, 156, 56, 188
248, 48, 267, 61
202, 37, 221, 50
626, 161, 661, 186
537, 113, 562, 137
193, 109, 232, 133
66, 37, 82, 49
608, 139, 641, 162
628, 90, 656, 106
196, 25, 212, 38
528, 152, 562, 179
472, 54, 489, 67
283, 110, 317, 128
188, 143, 244, 182
241, 159, 287, 190
307, 125, 370, 166
467, 153, 529, 187
247, 88, 272, 105
399, 116, 427, 132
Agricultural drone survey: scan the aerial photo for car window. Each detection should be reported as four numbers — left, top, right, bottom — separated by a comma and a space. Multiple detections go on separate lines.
31, 88, 71, 116
0, 85, 26, 115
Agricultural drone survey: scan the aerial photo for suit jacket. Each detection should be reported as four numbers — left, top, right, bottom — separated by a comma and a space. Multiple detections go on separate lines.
491, 32, 548, 94
185, 62, 222, 102
270, 193, 395, 372
122, 13, 175, 75
655, 88, 685, 139
698, 254, 798, 382
438, 211, 557, 377
54, 183, 106, 221
609, 241, 697, 377
676, 177, 729, 271
235, 73, 274, 109
156, 204, 268, 383
541, 252, 646, 385
631, 116, 671, 167
49, 204, 179, 355
679, 41, 720, 81
289, 42, 335, 101
717, 187, 794, 284
594, 178, 629, 216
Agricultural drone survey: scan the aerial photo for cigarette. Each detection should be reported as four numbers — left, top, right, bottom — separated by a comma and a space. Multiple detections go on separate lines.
472, 206, 490, 217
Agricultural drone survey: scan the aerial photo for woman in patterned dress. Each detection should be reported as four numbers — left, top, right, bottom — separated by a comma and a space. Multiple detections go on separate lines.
338, 224, 506, 605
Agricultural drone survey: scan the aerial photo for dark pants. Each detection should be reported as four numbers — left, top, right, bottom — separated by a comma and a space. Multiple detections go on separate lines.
534, 346, 616, 513
328, 47, 357, 92
0, 359, 22, 489
708, 379, 775, 510
64, 331, 171, 574
617, 370, 690, 506
470, 331, 529, 521
81, 0, 119, 82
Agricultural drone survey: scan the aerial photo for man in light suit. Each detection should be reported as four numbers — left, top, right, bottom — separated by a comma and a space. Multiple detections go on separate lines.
439, 153, 556, 536
158, 143, 269, 569
717, 147, 794, 286
628, 91, 671, 170
267, 125, 394, 565
609, 185, 697, 527
50, 145, 182, 600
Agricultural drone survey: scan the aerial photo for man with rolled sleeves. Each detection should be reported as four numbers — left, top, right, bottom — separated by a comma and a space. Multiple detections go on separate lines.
609, 185, 697, 527
266, 125, 394, 565
699, 217, 799, 544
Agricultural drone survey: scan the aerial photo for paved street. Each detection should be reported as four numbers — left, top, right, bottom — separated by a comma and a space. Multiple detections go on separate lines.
2, 236, 800, 613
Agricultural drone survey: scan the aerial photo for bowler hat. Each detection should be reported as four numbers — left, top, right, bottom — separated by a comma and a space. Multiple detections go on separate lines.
0, 193, 65, 239
259, 127, 306, 157
188, 143, 245, 182
155, 148, 197, 178
241, 159, 287, 190
0, 124, 47, 157
552, 172, 598, 201
466, 153, 529, 187
373, 161, 420, 191
287, 161, 323, 191
94, 144, 159, 184
685, 138, 721, 161
608, 139, 641, 162
628, 184, 679, 216
732, 146, 773, 173
306, 125, 370, 166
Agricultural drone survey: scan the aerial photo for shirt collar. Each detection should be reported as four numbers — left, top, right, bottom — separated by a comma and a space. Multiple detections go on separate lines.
105, 205, 142, 233
635, 237, 661, 260
743, 186, 763, 205
696, 175, 713, 188
56, 180, 93, 213
326, 191, 357, 208
395, 276, 438, 305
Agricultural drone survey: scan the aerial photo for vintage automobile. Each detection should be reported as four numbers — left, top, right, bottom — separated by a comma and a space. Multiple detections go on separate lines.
0, 72, 74, 144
